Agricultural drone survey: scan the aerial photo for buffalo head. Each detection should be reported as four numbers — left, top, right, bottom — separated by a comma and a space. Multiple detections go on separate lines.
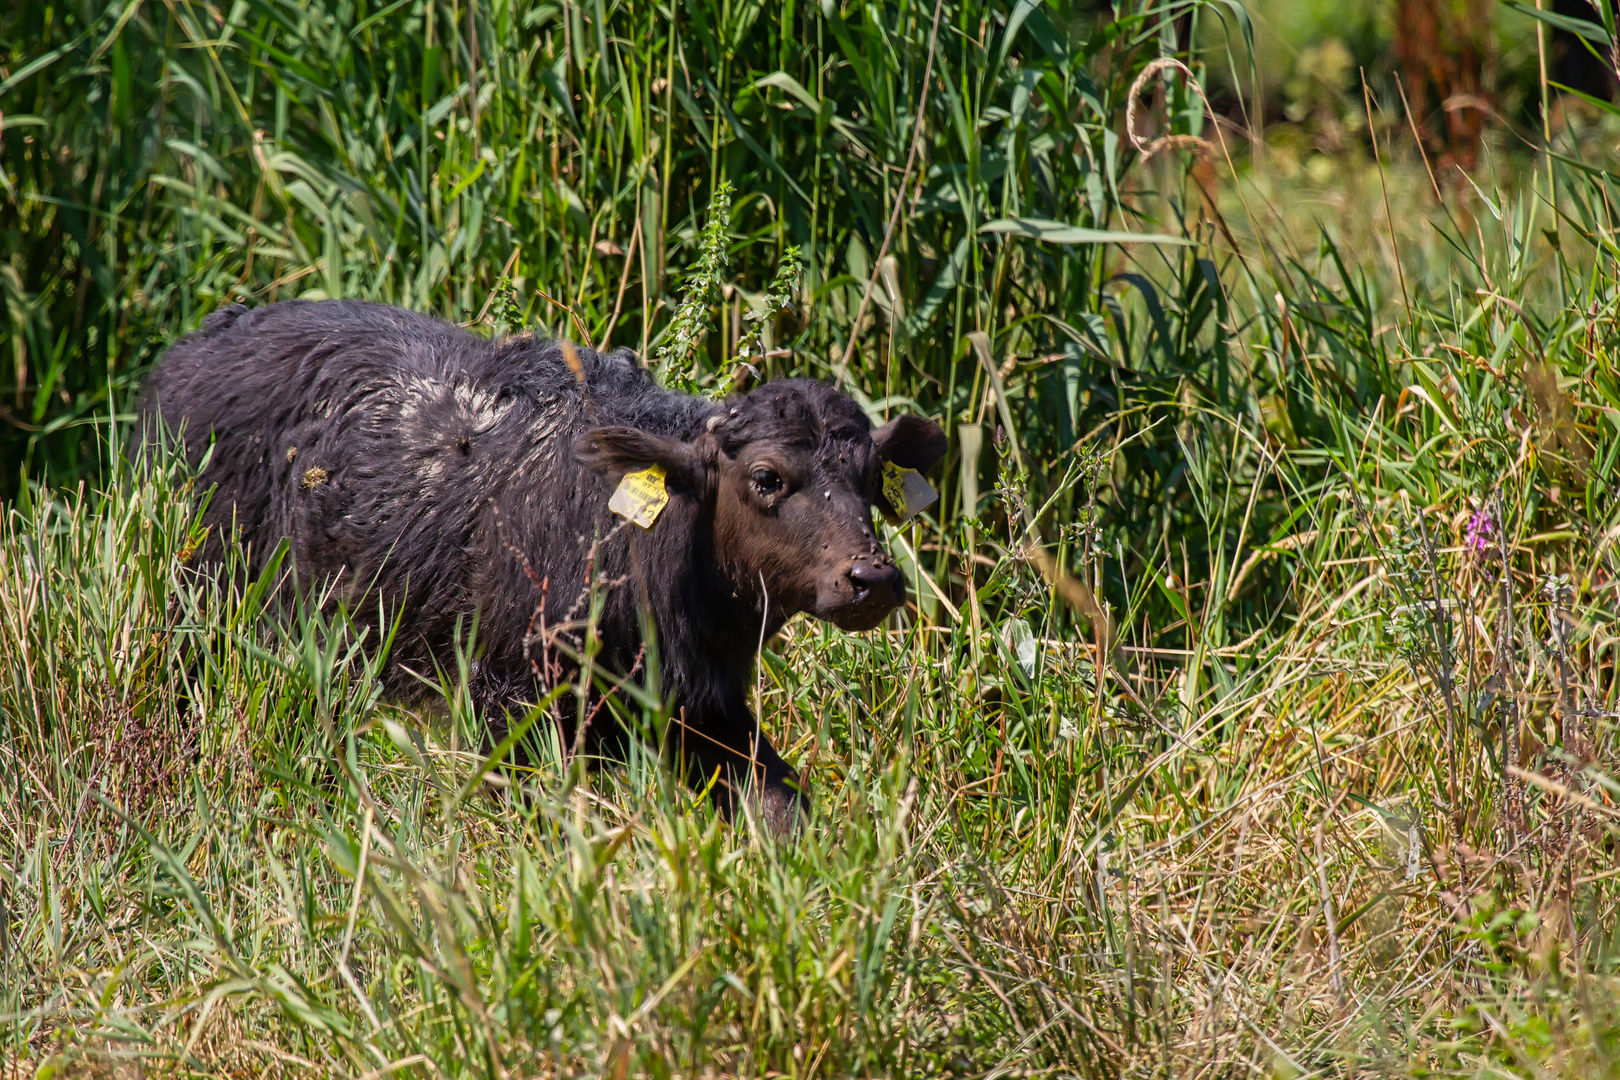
576, 379, 946, 631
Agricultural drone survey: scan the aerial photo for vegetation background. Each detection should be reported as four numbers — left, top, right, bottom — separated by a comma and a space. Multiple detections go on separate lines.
7, 0, 1620, 1075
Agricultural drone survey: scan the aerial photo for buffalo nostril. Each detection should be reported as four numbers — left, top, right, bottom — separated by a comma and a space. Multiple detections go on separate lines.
848, 562, 901, 602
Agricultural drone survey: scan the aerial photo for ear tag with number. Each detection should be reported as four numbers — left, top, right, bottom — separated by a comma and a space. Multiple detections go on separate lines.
608, 465, 670, 529
880, 460, 938, 525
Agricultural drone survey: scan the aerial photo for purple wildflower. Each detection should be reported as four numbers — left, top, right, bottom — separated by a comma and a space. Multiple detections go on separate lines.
1465, 508, 1495, 555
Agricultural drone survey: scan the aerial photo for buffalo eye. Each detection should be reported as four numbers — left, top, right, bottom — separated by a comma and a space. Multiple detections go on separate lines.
751, 468, 783, 496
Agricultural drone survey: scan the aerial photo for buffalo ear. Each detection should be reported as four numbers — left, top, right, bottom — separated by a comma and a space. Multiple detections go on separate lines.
871, 414, 947, 472
575, 426, 715, 493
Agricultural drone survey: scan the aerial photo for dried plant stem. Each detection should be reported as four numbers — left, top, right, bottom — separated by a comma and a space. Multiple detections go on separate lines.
1361, 69, 1412, 333
598, 215, 643, 349
1315, 823, 1345, 1010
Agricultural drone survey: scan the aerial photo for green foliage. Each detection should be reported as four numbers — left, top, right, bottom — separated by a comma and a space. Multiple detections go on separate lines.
13, 0, 1620, 1076
739, 244, 802, 364
655, 180, 733, 392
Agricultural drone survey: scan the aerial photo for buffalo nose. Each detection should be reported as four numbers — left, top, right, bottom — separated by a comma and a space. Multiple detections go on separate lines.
848, 562, 902, 601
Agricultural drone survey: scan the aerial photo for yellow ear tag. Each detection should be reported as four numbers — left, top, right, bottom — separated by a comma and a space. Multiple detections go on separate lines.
880, 460, 938, 525
608, 465, 670, 529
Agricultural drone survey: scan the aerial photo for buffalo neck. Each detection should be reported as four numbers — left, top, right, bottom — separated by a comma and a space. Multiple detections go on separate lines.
629, 494, 787, 687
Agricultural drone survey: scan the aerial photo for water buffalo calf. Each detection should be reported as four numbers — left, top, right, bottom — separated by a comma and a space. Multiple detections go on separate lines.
138, 299, 945, 831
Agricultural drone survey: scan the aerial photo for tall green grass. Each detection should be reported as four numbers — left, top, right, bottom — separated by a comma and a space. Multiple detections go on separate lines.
9, 0, 1620, 1075
0, 0, 1322, 643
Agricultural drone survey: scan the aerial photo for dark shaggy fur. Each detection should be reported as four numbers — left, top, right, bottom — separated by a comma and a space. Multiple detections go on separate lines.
138, 299, 945, 832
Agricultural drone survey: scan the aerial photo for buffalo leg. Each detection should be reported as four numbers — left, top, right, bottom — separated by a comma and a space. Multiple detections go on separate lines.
674, 711, 807, 835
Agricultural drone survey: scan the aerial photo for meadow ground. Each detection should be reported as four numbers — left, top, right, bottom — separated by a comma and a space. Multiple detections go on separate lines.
8, 1, 1620, 1076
